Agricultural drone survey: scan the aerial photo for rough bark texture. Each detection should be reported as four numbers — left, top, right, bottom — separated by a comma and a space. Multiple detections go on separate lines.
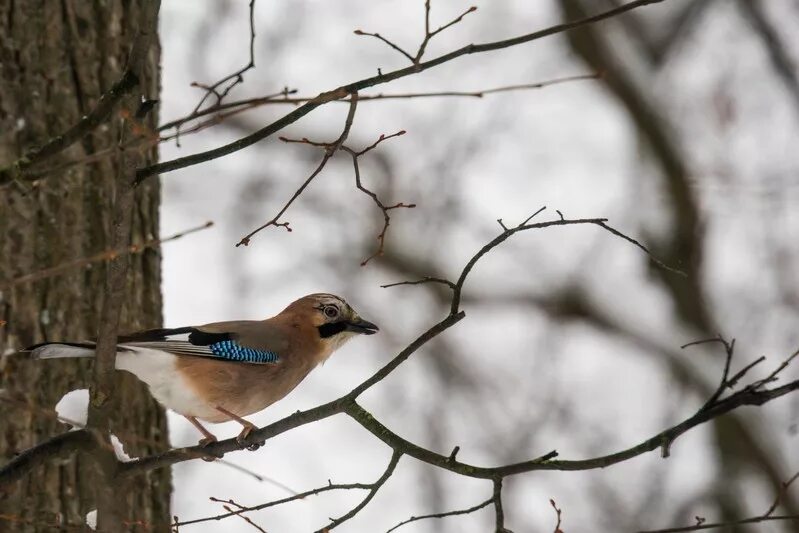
0, 1, 169, 530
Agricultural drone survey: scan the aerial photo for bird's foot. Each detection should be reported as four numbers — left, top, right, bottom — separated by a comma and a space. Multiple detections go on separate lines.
214, 406, 261, 450
235, 425, 264, 451
199, 435, 218, 447
198, 435, 222, 461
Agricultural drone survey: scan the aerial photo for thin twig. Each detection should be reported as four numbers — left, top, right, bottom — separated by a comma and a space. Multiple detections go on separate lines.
235, 93, 359, 247
596, 220, 686, 277
278, 128, 415, 263
174, 0, 257, 145
385, 496, 493, 533
353, 29, 414, 63
637, 515, 799, 532
747, 347, 799, 390
174, 482, 373, 527
726, 356, 766, 389
219, 500, 267, 533
215, 459, 299, 495
134, 0, 671, 183
414, 2, 478, 64
381, 277, 457, 290
0, 70, 143, 187
341, 131, 415, 264
24, 74, 599, 184
314, 451, 403, 532
1, 221, 213, 290
765, 470, 799, 517
8, 208, 799, 532
493, 477, 509, 533
159, 87, 296, 132
680, 336, 736, 414
158, 73, 599, 134
550, 499, 564, 533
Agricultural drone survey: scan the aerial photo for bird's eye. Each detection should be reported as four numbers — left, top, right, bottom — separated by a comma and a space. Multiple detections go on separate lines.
324, 306, 339, 318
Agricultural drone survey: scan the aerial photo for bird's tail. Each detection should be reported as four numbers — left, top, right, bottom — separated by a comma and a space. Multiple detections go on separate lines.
27, 342, 98, 359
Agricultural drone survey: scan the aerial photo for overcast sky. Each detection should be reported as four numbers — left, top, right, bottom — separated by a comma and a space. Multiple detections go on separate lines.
154, 1, 799, 531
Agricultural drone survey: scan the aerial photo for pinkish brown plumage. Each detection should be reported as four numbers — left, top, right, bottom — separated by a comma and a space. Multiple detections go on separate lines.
28, 293, 378, 446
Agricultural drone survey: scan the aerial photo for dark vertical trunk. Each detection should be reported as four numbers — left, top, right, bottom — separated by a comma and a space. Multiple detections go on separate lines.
0, 1, 169, 530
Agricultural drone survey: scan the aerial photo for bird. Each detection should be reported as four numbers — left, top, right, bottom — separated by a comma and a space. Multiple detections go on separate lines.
27, 293, 378, 448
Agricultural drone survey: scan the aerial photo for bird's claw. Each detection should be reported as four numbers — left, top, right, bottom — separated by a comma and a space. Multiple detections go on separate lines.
199, 435, 218, 447
246, 441, 263, 451
235, 426, 264, 451
198, 436, 221, 461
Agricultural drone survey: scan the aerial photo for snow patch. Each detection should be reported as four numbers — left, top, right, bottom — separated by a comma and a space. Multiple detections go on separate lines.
85, 509, 97, 530
55, 389, 89, 428
111, 434, 136, 462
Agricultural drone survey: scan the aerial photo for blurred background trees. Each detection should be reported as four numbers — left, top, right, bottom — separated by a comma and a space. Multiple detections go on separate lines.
159, 1, 799, 530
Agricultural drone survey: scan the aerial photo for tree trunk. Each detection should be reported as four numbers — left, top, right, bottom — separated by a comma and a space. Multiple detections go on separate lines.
0, 1, 169, 530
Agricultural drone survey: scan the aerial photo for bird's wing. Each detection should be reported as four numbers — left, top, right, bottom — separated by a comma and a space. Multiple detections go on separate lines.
119, 321, 285, 364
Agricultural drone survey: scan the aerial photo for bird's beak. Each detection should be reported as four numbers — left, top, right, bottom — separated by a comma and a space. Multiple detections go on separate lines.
346, 317, 379, 335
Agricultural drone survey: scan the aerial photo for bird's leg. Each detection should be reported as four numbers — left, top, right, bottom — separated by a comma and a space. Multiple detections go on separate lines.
214, 406, 262, 450
185, 415, 218, 445
184, 415, 221, 462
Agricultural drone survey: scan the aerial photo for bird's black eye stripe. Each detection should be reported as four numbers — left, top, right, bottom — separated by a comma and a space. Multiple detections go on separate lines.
318, 322, 347, 338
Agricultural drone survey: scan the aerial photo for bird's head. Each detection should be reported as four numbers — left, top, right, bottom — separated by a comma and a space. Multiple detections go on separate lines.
286, 293, 379, 352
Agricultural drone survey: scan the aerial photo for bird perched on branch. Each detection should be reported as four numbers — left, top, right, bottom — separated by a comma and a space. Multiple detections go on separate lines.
27, 293, 378, 448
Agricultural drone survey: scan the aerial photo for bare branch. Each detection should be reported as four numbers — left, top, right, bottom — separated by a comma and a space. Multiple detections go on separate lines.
594, 220, 686, 277
159, 87, 296, 132
550, 499, 564, 533
493, 477, 510, 532
215, 459, 299, 495
343, 351, 799, 480
449, 214, 685, 315
637, 515, 799, 533
157, 73, 599, 135
416, 5, 478, 63
353, 29, 415, 63
0, 430, 96, 490
315, 450, 402, 532
174, 482, 373, 528
381, 277, 457, 290
218, 499, 267, 533
0, 15, 155, 190
173, 0, 257, 145
277, 128, 415, 263
385, 496, 493, 533
680, 336, 736, 415
21, 74, 598, 185
235, 93, 359, 247
175, 452, 400, 530
340, 131, 415, 264
134, 0, 671, 183
0, 221, 213, 290
765, 470, 799, 517
747, 347, 799, 390
8, 208, 796, 531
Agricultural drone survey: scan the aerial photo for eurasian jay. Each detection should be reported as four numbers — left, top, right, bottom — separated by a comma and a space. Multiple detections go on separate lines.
27, 293, 378, 446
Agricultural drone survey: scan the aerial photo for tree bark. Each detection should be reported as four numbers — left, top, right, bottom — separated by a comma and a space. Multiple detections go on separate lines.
0, 1, 169, 530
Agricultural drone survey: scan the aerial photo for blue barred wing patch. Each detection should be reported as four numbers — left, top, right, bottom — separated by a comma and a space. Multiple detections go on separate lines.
208, 340, 280, 363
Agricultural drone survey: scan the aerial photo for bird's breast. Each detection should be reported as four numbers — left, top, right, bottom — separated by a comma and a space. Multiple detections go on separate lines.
116, 348, 215, 419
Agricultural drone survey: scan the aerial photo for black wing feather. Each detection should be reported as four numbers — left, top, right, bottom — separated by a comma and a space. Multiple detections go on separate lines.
118, 327, 233, 346
118, 326, 195, 343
